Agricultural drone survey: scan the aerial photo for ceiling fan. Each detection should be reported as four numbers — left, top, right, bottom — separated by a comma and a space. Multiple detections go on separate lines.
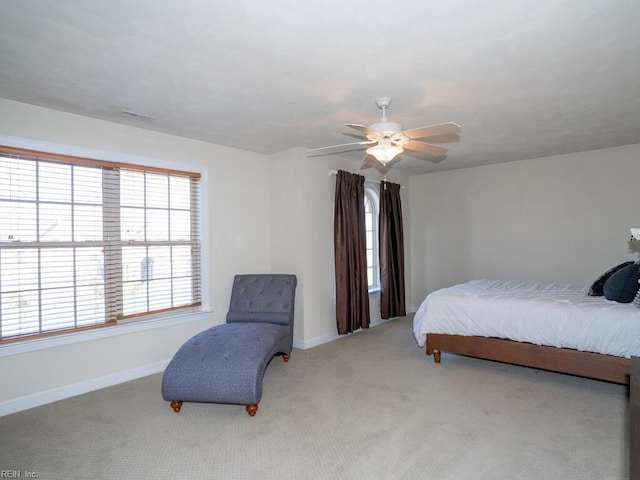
308, 97, 461, 169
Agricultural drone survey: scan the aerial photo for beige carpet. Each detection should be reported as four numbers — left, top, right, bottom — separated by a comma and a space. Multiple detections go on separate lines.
0, 316, 629, 479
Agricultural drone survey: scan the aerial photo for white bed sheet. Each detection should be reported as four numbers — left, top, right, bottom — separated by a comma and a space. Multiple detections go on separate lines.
413, 279, 640, 358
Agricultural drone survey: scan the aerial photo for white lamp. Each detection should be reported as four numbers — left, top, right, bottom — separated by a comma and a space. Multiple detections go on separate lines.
366, 138, 403, 166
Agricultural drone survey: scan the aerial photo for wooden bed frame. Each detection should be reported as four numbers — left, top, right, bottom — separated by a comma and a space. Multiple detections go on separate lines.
426, 333, 630, 385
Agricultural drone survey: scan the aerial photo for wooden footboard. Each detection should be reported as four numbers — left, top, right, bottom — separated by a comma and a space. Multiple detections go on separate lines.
426, 333, 630, 385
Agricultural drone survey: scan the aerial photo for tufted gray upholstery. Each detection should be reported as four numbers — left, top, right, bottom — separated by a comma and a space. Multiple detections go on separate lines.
226, 274, 297, 326
161, 274, 297, 415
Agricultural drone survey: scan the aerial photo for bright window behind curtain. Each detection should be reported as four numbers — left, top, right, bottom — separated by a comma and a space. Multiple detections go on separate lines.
0, 148, 202, 342
364, 189, 379, 289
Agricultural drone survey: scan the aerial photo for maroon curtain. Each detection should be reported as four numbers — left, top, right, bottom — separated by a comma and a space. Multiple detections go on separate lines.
334, 170, 370, 334
379, 180, 406, 319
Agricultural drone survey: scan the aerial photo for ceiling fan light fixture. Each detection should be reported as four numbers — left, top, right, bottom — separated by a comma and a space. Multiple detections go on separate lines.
366, 144, 403, 165
308, 96, 460, 169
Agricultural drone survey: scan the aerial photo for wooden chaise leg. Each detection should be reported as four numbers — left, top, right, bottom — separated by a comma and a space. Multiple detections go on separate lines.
282, 353, 290, 362
170, 400, 183, 413
246, 404, 258, 417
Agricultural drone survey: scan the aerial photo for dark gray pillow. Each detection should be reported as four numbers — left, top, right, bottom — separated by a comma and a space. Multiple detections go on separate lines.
603, 262, 640, 303
588, 261, 634, 296
634, 287, 640, 308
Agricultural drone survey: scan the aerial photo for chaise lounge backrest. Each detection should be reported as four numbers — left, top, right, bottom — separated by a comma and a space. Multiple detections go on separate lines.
226, 274, 297, 331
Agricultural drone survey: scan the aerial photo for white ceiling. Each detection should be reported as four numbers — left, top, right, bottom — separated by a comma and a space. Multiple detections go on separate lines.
1, 0, 639, 174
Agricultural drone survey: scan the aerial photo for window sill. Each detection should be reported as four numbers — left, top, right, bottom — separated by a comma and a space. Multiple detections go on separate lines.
368, 287, 381, 295
0, 308, 214, 358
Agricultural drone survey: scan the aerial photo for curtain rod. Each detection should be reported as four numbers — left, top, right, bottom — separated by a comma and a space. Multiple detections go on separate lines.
328, 169, 405, 189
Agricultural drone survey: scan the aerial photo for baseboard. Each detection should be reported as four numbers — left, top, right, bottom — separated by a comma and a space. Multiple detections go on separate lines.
293, 332, 341, 350
0, 360, 170, 417
370, 316, 393, 327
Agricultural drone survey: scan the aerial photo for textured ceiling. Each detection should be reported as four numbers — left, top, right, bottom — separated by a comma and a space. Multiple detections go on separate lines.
1, 0, 639, 174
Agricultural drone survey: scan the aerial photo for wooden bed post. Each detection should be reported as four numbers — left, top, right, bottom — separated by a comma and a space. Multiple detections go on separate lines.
632, 356, 639, 480
425, 335, 442, 363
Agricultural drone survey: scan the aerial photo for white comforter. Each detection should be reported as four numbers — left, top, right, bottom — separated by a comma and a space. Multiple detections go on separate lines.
412, 279, 640, 358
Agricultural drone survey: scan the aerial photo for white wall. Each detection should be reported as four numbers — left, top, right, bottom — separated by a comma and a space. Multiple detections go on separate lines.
0, 99, 271, 413
269, 147, 412, 348
409, 144, 640, 311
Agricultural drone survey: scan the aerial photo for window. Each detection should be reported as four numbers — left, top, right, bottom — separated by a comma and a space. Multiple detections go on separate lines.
364, 187, 379, 290
0, 146, 202, 342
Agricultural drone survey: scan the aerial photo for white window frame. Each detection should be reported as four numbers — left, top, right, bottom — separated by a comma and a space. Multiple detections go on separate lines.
0, 135, 211, 357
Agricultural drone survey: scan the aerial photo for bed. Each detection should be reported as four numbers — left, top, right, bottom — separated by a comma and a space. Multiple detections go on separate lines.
413, 279, 640, 384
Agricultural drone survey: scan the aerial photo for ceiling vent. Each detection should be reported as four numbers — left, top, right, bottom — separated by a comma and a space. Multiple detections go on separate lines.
120, 109, 156, 122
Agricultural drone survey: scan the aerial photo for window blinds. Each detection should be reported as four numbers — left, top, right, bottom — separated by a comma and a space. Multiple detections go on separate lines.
0, 146, 202, 341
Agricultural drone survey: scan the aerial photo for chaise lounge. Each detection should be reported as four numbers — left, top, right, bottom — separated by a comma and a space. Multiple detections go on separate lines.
161, 274, 297, 416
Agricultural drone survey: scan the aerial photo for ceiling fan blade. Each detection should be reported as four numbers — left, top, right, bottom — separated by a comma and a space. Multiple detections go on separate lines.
413, 132, 461, 144
343, 132, 369, 140
345, 123, 377, 136
404, 140, 448, 157
307, 140, 376, 155
403, 122, 461, 140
